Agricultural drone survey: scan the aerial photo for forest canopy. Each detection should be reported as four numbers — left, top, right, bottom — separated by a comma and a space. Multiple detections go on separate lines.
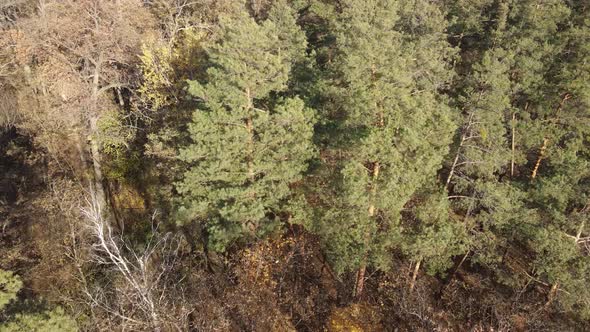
1, 0, 590, 331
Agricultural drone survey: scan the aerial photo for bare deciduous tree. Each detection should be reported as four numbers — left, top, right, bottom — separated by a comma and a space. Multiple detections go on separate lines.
3, 0, 156, 223
78, 194, 190, 331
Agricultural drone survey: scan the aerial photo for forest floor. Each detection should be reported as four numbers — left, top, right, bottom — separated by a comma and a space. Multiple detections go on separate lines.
1, 130, 588, 331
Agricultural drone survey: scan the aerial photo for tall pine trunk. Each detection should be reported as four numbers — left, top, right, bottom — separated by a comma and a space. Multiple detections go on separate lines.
354, 162, 380, 298
409, 258, 422, 291
531, 137, 548, 179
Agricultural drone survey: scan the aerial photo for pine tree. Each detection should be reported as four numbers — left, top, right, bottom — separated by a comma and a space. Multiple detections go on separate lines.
0, 269, 22, 311
445, 0, 501, 57
314, 0, 456, 296
503, 0, 570, 100
0, 269, 77, 331
1, 307, 78, 332
176, 3, 315, 251
504, 0, 570, 181
398, 0, 468, 289
403, 187, 467, 290
521, 2, 590, 315
447, 1, 590, 316
267, 0, 307, 65
443, 43, 518, 274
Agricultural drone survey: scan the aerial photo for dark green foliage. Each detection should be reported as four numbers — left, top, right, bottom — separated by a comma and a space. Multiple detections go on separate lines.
1, 307, 78, 332
176, 4, 315, 251
0, 269, 77, 331
311, 0, 456, 274
443, 0, 590, 316
402, 188, 468, 275
0, 269, 21, 311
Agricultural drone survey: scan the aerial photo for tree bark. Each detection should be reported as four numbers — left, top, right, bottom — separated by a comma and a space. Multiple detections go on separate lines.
354, 65, 382, 299
445, 250, 470, 287
89, 55, 110, 224
354, 162, 380, 298
575, 219, 586, 243
354, 258, 367, 299
511, 111, 516, 177
531, 137, 548, 180
545, 282, 559, 308
446, 138, 464, 189
531, 94, 571, 180
446, 112, 475, 189
409, 258, 422, 291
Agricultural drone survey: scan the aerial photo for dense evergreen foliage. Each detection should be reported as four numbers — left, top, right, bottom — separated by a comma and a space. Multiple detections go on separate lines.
176, 5, 315, 250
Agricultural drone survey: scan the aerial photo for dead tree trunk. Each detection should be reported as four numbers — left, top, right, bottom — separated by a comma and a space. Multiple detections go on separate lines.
545, 282, 559, 308
88, 55, 110, 224
446, 112, 475, 189
531, 94, 571, 180
511, 111, 516, 177
409, 258, 422, 291
531, 137, 548, 180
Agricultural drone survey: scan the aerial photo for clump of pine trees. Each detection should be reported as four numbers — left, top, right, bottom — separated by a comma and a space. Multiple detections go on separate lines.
163, 0, 590, 318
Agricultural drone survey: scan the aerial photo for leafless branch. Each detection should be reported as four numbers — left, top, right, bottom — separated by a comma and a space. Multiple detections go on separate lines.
79, 193, 186, 331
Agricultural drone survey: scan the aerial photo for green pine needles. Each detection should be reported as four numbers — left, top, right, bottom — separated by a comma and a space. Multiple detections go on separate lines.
176, 4, 315, 251
314, 0, 456, 287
